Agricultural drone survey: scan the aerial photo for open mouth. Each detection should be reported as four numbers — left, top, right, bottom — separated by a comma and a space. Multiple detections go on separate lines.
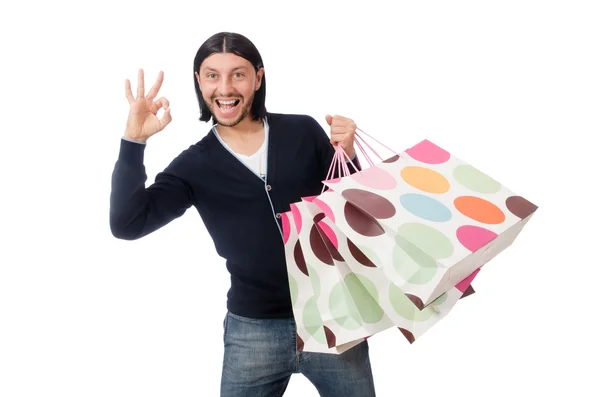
216, 99, 241, 113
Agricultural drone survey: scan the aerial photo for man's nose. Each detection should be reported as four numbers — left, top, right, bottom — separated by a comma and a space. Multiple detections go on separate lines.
218, 76, 235, 96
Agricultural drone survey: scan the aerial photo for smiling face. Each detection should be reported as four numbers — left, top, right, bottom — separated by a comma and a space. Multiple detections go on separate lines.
195, 53, 264, 127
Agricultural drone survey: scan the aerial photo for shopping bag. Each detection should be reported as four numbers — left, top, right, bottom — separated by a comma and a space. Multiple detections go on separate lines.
301, 193, 480, 345
281, 208, 365, 354
323, 134, 538, 309
291, 198, 396, 348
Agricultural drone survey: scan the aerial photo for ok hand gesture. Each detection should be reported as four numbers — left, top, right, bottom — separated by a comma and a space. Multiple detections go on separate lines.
124, 69, 172, 143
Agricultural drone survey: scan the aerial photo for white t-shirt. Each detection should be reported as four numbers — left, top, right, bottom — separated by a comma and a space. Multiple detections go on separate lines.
232, 139, 267, 178
212, 118, 269, 179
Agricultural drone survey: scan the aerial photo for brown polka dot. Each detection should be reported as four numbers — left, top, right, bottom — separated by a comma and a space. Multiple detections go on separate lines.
341, 189, 397, 219
348, 239, 377, 267
294, 240, 308, 276
505, 196, 538, 219
296, 334, 304, 352
315, 224, 344, 262
310, 225, 334, 265
398, 328, 415, 344
460, 285, 475, 299
405, 293, 425, 310
344, 202, 385, 237
324, 326, 337, 348
383, 154, 400, 163
313, 213, 326, 223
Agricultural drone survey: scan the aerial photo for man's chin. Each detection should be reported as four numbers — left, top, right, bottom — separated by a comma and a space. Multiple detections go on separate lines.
213, 108, 251, 127
214, 115, 243, 127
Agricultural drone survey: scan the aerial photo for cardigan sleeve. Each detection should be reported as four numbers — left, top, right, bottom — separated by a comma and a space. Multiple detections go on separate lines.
109, 138, 195, 240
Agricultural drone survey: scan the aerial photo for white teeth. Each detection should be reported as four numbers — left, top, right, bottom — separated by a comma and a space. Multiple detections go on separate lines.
218, 100, 237, 105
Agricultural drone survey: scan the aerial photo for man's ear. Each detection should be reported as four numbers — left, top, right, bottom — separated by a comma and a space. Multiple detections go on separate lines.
255, 67, 264, 91
195, 71, 201, 88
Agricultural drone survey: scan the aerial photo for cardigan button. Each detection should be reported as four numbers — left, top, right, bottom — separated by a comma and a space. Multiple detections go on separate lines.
276, 213, 281, 219
266, 185, 272, 191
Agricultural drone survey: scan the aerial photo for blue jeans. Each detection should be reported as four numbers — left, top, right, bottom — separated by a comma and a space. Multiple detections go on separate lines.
220, 311, 377, 396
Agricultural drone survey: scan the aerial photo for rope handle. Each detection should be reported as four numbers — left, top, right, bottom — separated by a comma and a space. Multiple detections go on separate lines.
321, 126, 401, 193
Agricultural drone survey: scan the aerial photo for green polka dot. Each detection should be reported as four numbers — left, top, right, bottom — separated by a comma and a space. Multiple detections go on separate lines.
344, 274, 384, 324
307, 264, 321, 299
397, 223, 454, 259
328, 282, 362, 331
288, 275, 298, 305
389, 282, 435, 321
392, 239, 438, 284
303, 296, 326, 344
453, 164, 501, 194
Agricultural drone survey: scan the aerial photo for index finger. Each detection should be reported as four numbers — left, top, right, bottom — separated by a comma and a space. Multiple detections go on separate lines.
125, 78, 135, 103
146, 71, 164, 101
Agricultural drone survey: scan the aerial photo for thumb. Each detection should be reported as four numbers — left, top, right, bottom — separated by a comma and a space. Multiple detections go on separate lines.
325, 114, 333, 126
158, 107, 172, 130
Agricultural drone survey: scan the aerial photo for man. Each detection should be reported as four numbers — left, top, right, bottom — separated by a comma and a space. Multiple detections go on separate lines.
110, 32, 376, 396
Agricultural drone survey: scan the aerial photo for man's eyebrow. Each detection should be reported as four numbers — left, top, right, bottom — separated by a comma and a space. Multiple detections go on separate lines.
201, 66, 249, 72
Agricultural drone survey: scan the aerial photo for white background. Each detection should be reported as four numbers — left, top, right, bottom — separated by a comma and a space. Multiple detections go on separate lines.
2, 0, 599, 396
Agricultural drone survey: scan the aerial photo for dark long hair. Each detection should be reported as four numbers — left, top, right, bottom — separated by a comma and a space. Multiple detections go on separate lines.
193, 32, 267, 123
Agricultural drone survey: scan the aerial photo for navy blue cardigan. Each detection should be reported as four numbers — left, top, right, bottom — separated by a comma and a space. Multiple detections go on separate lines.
110, 112, 361, 318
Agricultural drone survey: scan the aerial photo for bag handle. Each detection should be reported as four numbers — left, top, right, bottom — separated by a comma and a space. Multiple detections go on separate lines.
321, 126, 401, 193
354, 127, 401, 166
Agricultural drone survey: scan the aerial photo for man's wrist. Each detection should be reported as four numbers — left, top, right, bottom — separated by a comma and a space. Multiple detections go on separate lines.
122, 136, 147, 145
345, 148, 356, 161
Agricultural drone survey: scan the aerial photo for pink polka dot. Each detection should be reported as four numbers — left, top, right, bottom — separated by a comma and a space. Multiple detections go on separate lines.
405, 139, 451, 164
350, 166, 397, 190
290, 203, 302, 234
303, 195, 318, 202
456, 225, 498, 253
282, 212, 291, 244
312, 198, 335, 222
454, 268, 480, 293
316, 220, 338, 250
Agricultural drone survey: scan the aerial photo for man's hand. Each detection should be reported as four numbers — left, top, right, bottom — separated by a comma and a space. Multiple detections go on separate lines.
124, 68, 172, 143
325, 114, 356, 159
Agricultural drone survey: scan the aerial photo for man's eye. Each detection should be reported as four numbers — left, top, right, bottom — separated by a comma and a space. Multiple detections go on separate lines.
233, 73, 244, 78
207, 73, 216, 79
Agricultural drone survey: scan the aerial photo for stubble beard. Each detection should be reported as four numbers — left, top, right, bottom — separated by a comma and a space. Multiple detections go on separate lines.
211, 92, 255, 128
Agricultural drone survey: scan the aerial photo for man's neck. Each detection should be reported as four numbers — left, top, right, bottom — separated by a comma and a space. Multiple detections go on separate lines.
215, 116, 265, 156
215, 116, 264, 140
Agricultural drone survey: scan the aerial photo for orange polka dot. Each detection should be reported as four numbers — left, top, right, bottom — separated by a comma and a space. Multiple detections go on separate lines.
400, 166, 450, 194
454, 196, 506, 224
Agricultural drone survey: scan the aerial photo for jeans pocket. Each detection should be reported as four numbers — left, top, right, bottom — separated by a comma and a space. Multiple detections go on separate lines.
226, 311, 272, 325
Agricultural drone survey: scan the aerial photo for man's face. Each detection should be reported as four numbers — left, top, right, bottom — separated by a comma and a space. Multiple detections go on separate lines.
196, 53, 263, 127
